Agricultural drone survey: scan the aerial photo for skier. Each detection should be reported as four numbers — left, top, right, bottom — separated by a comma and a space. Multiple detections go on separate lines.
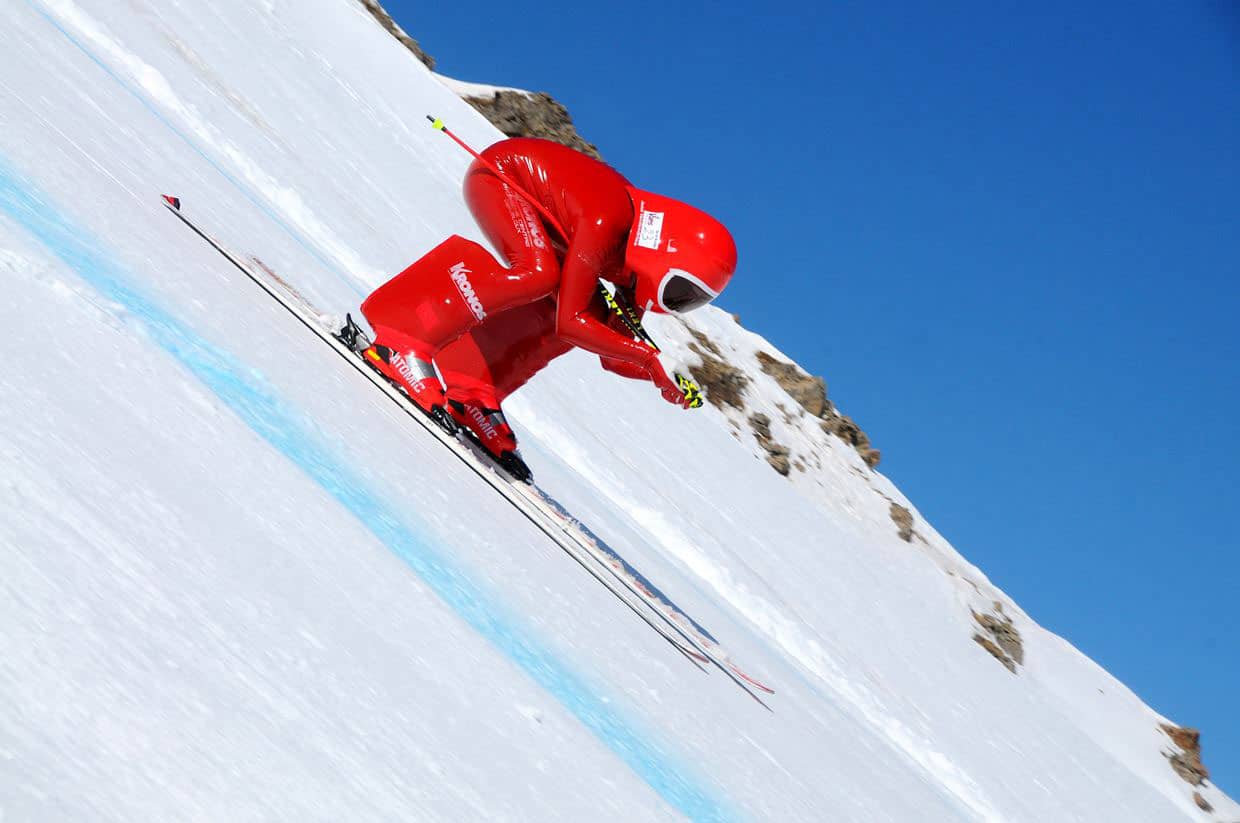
349, 136, 737, 476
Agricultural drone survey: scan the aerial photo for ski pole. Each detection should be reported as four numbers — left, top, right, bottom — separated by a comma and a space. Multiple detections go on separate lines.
598, 284, 703, 408
426, 115, 570, 243
598, 283, 659, 351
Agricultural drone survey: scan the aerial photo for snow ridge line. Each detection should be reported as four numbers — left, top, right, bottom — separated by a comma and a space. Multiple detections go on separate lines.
25, 0, 376, 297
0, 158, 737, 823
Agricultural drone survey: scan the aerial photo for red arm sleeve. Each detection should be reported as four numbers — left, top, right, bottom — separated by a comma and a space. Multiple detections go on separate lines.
555, 230, 656, 369
599, 356, 651, 381
596, 303, 652, 380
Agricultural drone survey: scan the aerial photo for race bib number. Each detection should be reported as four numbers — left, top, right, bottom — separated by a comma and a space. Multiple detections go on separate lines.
635, 209, 664, 250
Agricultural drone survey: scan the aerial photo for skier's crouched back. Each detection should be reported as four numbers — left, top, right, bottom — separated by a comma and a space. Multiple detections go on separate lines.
356, 137, 737, 477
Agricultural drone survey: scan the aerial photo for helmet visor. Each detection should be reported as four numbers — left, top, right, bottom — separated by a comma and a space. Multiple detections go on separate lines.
658, 269, 718, 313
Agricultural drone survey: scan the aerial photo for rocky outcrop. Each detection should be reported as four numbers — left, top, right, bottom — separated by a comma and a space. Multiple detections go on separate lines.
360, 1, 595, 158
889, 502, 915, 542
359, 1, 598, 159
755, 351, 826, 418
686, 326, 722, 358
972, 604, 1023, 673
755, 352, 880, 468
685, 333, 749, 412
462, 91, 602, 160
1161, 724, 1211, 787
678, 326, 880, 480
356, 0, 434, 68
749, 413, 791, 476
822, 414, 880, 469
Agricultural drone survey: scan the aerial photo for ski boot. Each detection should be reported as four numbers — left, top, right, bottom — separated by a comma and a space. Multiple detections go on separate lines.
448, 400, 533, 484
345, 329, 457, 435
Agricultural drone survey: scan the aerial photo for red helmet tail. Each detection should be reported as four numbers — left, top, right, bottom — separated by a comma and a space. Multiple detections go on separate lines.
623, 187, 736, 314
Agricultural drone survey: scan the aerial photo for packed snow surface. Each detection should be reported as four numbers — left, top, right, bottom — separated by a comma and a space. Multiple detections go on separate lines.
1, 1, 1235, 820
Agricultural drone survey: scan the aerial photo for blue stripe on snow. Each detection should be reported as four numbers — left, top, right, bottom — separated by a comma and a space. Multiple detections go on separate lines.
0, 159, 735, 823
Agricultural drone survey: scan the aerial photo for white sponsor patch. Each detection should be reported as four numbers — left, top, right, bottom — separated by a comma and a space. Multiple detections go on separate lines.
635, 208, 664, 250
449, 261, 487, 321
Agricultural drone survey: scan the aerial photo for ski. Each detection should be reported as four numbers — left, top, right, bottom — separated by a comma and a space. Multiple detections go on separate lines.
521, 488, 776, 695
163, 195, 772, 709
449, 429, 772, 695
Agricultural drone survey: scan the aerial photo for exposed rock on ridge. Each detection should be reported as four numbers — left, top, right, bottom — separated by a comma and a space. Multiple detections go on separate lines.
972, 603, 1024, 673
1161, 724, 1211, 787
754, 351, 827, 417
462, 91, 602, 160
684, 328, 750, 412
889, 502, 916, 542
755, 351, 880, 468
676, 321, 882, 478
749, 413, 791, 476
356, 0, 434, 69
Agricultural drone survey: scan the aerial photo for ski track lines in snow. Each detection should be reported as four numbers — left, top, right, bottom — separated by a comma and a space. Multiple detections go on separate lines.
0, 159, 737, 823
25, 0, 375, 299
516, 405, 1006, 822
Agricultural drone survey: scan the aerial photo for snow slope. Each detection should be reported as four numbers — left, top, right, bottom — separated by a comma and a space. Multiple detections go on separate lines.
0, 1, 1234, 820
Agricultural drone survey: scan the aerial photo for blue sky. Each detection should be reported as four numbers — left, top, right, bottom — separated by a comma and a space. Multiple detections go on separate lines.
390, 0, 1240, 792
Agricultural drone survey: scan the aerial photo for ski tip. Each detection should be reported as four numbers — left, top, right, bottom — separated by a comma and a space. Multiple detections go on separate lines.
731, 666, 776, 694
161, 194, 181, 210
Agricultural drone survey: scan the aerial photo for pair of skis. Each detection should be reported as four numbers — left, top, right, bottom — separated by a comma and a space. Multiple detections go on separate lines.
162, 196, 773, 709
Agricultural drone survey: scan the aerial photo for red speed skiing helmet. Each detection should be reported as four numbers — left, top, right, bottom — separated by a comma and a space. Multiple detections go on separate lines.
624, 187, 737, 314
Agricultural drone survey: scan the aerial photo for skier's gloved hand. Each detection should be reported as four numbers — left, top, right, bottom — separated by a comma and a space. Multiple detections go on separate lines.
676, 374, 704, 408
645, 355, 693, 408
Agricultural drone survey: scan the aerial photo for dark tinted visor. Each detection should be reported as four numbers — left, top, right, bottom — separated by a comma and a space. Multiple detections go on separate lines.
660, 273, 716, 312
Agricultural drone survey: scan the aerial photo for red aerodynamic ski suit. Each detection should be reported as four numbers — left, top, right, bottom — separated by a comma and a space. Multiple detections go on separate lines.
361, 137, 684, 416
